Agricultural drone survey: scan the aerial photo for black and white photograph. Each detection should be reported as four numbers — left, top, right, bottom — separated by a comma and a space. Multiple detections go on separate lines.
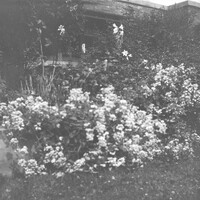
1, 0, 200, 199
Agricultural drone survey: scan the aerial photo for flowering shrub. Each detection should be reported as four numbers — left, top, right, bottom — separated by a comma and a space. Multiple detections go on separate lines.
138, 63, 200, 123
130, 63, 200, 160
0, 83, 199, 177
1, 20, 200, 177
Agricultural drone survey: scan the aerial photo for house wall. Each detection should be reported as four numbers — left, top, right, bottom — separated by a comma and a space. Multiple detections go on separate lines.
83, 0, 200, 28
83, 0, 166, 18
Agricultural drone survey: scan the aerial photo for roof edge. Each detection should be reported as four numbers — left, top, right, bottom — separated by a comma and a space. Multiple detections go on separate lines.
117, 0, 167, 10
118, 0, 200, 10
168, 1, 200, 9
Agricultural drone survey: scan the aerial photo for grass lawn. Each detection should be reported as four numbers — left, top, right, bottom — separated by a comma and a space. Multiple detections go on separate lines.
1, 156, 200, 200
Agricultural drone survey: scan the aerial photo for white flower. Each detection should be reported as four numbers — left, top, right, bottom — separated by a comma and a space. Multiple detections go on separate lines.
10, 138, 19, 145
122, 50, 128, 57
54, 171, 65, 178
113, 23, 118, 34
44, 143, 67, 168
119, 24, 124, 30
122, 50, 132, 60
109, 114, 117, 121
18, 158, 46, 177
86, 133, 94, 141
142, 59, 148, 64
17, 146, 29, 155
59, 136, 63, 141
34, 122, 42, 131
82, 43, 86, 53
73, 158, 85, 170
116, 124, 124, 131
58, 25, 65, 35
84, 122, 90, 127
119, 30, 124, 36
67, 88, 90, 103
